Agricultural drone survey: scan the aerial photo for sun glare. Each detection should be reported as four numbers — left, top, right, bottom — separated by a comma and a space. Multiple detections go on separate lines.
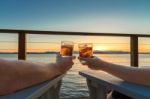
94, 45, 109, 51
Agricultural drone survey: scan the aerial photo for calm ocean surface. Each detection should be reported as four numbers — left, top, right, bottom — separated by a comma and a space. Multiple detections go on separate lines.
0, 53, 150, 99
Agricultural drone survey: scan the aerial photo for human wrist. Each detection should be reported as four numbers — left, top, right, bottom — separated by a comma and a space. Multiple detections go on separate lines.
49, 63, 62, 75
97, 59, 108, 71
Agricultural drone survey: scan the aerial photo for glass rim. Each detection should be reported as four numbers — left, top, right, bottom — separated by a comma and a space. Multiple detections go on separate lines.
61, 41, 74, 45
78, 43, 93, 47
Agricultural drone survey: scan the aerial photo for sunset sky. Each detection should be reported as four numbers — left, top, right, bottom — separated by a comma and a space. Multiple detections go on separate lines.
0, 0, 150, 52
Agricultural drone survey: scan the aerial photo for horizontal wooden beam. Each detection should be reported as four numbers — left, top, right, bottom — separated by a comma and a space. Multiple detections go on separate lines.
0, 29, 150, 37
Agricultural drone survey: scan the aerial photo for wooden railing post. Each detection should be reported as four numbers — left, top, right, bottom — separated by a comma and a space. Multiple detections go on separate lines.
130, 36, 138, 67
18, 32, 26, 60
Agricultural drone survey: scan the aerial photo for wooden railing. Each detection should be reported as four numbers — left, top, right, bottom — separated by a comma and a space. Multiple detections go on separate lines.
0, 29, 150, 67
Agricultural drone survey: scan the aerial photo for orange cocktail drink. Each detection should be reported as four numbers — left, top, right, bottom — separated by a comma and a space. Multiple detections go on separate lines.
60, 41, 74, 56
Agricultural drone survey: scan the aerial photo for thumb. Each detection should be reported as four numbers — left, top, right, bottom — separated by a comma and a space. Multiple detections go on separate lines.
78, 57, 89, 61
78, 56, 97, 61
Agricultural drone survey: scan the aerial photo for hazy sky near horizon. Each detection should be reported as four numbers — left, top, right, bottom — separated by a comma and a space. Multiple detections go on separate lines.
0, 0, 150, 52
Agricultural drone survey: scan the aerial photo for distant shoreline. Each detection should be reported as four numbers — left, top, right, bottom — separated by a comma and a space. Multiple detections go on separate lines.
0, 51, 150, 54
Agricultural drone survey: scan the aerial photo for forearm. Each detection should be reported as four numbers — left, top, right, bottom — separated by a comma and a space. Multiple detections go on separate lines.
100, 60, 150, 86
0, 61, 60, 95
16, 63, 60, 87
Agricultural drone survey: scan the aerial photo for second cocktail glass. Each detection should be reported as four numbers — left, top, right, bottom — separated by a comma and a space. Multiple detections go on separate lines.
78, 43, 93, 58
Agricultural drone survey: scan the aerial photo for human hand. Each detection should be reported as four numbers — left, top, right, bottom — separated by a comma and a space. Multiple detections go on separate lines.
55, 54, 76, 74
78, 56, 105, 70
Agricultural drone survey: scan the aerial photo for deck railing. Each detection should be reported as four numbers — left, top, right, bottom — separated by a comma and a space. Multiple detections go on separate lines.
0, 29, 150, 67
